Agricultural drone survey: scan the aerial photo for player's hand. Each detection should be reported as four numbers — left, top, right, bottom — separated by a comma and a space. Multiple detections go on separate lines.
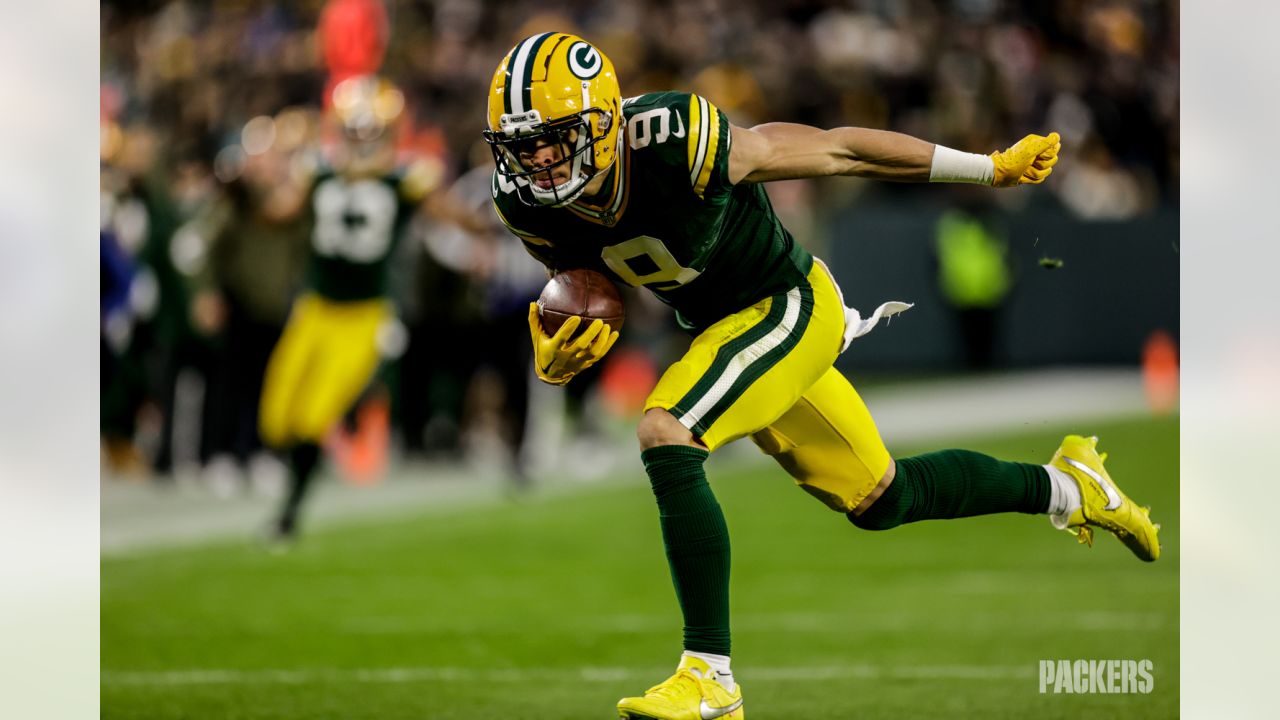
990, 132, 1061, 187
527, 302, 620, 386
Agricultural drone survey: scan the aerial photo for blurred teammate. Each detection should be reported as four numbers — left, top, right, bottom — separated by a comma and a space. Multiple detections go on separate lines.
259, 76, 429, 542
481, 34, 1161, 720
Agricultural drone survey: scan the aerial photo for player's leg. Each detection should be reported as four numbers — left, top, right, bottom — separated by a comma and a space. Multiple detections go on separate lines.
259, 296, 319, 450
755, 366, 1066, 524
754, 368, 1161, 561
275, 298, 388, 536
750, 366, 894, 514
619, 261, 845, 720
851, 452, 1054, 529
292, 299, 388, 442
862, 438, 1160, 561
634, 408, 731, 669
258, 296, 326, 540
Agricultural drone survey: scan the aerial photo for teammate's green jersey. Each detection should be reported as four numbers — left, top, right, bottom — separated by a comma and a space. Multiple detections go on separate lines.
492, 91, 813, 331
306, 169, 418, 302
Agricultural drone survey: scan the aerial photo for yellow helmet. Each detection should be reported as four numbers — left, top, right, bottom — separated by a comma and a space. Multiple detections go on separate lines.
331, 75, 405, 142
483, 33, 621, 206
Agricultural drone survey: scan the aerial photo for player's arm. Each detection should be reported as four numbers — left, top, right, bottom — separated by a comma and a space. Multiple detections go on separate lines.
727, 122, 1060, 188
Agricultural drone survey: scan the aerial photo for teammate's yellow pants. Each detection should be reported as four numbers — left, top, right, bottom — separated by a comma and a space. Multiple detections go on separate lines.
645, 260, 891, 512
259, 294, 390, 447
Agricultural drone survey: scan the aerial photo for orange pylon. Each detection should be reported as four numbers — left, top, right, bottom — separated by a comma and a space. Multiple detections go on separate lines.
326, 393, 390, 486
1142, 330, 1179, 415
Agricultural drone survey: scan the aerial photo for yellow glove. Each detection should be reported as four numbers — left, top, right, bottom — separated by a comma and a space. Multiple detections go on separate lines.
990, 132, 1061, 187
527, 302, 620, 386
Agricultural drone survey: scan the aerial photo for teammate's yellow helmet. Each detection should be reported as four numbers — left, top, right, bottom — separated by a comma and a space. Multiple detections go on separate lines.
332, 75, 404, 142
483, 33, 621, 206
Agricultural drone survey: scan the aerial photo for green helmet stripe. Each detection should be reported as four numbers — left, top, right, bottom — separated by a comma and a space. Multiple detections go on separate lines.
502, 62, 512, 115
506, 33, 543, 115
509, 32, 553, 116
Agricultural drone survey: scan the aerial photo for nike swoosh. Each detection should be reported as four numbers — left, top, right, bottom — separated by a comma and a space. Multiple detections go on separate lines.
700, 697, 743, 719
1063, 456, 1122, 511
671, 110, 685, 138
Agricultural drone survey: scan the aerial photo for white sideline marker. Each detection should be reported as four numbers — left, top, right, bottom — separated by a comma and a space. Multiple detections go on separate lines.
102, 664, 1034, 686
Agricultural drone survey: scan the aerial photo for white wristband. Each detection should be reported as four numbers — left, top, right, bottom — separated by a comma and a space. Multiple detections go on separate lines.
929, 145, 995, 185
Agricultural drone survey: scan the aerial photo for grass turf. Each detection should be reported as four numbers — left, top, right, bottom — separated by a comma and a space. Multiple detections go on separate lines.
102, 415, 1178, 719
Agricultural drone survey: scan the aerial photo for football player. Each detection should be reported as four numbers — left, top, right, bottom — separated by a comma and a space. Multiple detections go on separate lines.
258, 76, 430, 541
483, 34, 1160, 720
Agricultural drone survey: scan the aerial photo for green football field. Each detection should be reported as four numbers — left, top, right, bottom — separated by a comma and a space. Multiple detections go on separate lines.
102, 415, 1178, 719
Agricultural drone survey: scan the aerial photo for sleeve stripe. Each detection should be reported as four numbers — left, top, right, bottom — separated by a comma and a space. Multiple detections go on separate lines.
687, 96, 703, 182
695, 98, 721, 196
689, 95, 720, 198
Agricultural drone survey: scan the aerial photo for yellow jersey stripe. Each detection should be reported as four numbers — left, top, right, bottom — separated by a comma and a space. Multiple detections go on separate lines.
693, 97, 720, 198
687, 95, 703, 182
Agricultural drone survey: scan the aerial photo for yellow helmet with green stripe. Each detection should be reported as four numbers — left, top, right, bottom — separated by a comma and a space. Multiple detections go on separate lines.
483, 33, 621, 206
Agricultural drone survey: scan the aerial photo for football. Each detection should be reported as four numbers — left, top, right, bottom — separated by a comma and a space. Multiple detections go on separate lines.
537, 268, 625, 337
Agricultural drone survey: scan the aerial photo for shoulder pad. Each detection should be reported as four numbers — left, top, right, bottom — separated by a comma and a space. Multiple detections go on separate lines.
623, 92, 731, 200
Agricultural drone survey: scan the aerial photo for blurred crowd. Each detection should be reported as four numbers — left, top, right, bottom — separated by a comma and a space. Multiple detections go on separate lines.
100, 0, 1179, 484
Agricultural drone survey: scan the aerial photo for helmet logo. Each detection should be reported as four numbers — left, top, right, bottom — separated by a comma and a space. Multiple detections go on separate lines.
567, 42, 603, 80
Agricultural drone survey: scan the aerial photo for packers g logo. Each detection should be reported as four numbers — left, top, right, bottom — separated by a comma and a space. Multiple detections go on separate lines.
567, 42, 602, 80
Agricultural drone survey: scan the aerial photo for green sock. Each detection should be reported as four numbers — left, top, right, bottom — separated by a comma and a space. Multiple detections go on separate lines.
279, 442, 321, 534
641, 444, 731, 656
850, 449, 1050, 531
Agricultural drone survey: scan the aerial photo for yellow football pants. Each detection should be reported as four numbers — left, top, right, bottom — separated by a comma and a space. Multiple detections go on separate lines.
645, 261, 891, 512
259, 294, 390, 447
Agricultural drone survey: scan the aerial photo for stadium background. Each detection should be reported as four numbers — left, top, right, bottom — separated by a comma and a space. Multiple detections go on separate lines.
100, 1, 1179, 718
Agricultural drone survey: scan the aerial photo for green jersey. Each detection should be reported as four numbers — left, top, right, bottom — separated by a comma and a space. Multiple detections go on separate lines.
492, 91, 813, 331
306, 170, 418, 302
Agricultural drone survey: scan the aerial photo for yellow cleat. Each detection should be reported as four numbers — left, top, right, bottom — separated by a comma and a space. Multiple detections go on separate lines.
618, 655, 744, 720
1049, 435, 1160, 562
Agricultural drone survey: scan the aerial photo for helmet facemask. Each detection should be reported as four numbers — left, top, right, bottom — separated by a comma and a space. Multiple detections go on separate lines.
484, 108, 612, 207
486, 33, 622, 206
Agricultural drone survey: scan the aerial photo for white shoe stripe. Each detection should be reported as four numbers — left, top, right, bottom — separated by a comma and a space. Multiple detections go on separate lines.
701, 697, 743, 719
1062, 456, 1122, 511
